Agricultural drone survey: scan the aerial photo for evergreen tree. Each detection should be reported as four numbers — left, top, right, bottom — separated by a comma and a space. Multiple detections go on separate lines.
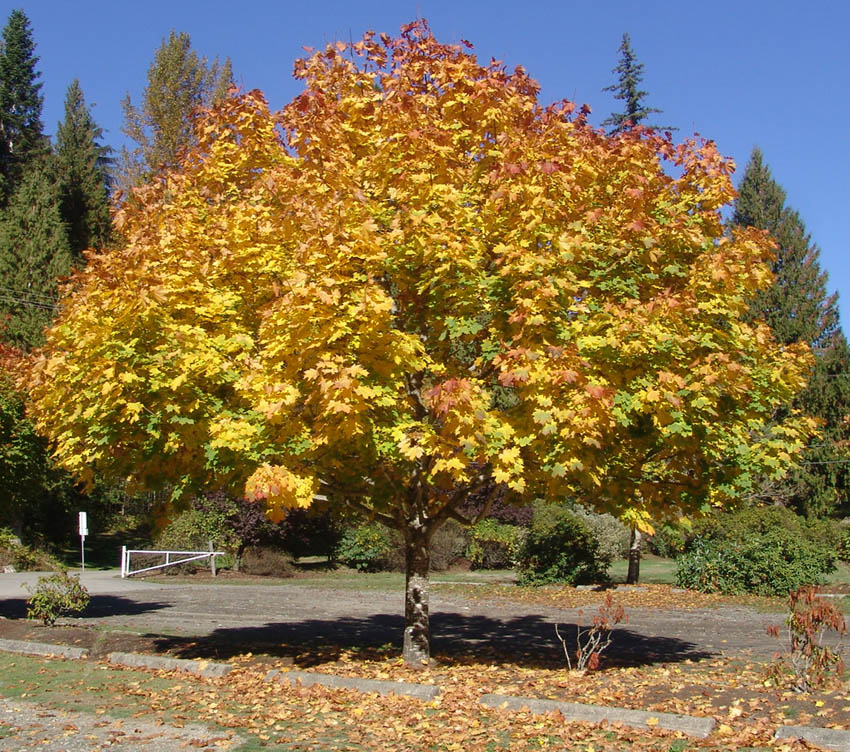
0, 9, 46, 205
55, 79, 112, 259
733, 148, 850, 516
117, 30, 232, 192
0, 157, 71, 349
602, 33, 673, 135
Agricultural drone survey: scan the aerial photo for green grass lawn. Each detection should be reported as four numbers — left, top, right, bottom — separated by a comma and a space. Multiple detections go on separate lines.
607, 554, 676, 584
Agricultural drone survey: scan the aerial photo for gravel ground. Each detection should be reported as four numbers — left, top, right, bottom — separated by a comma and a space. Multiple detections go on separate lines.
0, 574, 784, 662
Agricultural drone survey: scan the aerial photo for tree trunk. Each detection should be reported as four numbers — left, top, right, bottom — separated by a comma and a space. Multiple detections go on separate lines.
626, 525, 642, 584
402, 525, 431, 667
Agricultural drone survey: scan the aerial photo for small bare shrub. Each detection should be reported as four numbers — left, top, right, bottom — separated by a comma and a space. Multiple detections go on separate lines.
556, 593, 626, 671
768, 585, 846, 691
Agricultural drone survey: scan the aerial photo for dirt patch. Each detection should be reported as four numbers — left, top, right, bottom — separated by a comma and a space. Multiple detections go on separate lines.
0, 618, 165, 658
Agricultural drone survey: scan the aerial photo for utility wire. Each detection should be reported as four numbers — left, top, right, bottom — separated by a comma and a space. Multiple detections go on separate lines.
0, 294, 57, 311
0, 285, 58, 303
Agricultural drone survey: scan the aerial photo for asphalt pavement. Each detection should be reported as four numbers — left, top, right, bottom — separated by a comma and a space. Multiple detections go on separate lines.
0, 569, 176, 597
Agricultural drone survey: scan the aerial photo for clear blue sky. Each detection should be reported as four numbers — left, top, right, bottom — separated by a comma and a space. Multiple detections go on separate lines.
5, 0, 848, 331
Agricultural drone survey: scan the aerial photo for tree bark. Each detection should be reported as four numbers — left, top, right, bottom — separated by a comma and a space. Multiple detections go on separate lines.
402, 524, 431, 667
626, 525, 642, 584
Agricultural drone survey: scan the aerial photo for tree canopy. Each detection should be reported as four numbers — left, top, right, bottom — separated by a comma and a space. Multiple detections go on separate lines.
733, 148, 850, 515
0, 8, 46, 205
27, 22, 815, 663
55, 79, 112, 259
117, 30, 232, 192
0, 157, 71, 349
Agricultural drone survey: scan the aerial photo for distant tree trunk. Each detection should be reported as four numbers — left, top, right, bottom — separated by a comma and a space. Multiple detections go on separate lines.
402, 523, 431, 667
626, 525, 642, 584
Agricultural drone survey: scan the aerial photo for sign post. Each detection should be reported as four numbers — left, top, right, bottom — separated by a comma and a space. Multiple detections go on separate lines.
78, 512, 88, 572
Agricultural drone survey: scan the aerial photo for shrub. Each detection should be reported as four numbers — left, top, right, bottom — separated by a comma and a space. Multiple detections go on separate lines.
569, 506, 630, 565
458, 483, 533, 526
155, 507, 238, 554
687, 505, 833, 550
0, 527, 19, 549
280, 507, 342, 560
467, 519, 525, 570
26, 570, 90, 625
768, 586, 846, 691
338, 524, 393, 572
676, 506, 837, 596
675, 532, 835, 596
838, 526, 850, 564
240, 546, 295, 577
648, 522, 688, 558
0, 527, 62, 571
430, 519, 469, 571
555, 593, 626, 671
517, 503, 608, 586
12, 546, 41, 571
154, 506, 242, 573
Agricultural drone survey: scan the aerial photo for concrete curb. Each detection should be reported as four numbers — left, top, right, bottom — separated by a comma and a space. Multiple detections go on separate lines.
266, 668, 441, 700
776, 725, 850, 751
480, 693, 716, 739
107, 651, 233, 678
0, 638, 88, 660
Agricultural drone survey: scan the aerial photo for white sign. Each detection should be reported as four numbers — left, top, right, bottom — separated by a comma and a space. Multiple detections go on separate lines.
78, 511, 88, 537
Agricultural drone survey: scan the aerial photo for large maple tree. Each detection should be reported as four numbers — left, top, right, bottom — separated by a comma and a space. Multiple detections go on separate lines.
26, 23, 814, 664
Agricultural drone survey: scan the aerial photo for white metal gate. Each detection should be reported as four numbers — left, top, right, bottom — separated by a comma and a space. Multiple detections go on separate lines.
120, 543, 224, 578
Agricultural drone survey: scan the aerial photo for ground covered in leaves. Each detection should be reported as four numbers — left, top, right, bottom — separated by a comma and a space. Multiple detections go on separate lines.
1, 579, 848, 749
0, 647, 845, 751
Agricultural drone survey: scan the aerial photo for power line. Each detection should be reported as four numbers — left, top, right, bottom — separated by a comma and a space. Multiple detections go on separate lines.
0, 293, 57, 311
0, 285, 58, 303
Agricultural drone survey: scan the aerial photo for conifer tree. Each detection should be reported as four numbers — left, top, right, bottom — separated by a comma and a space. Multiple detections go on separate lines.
0, 9, 46, 205
117, 30, 232, 192
602, 33, 672, 135
0, 158, 71, 349
733, 148, 850, 516
55, 79, 112, 260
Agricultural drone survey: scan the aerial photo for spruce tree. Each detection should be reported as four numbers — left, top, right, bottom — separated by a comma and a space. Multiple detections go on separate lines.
55, 79, 112, 259
0, 157, 71, 349
602, 33, 673, 135
117, 30, 232, 192
0, 9, 46, 205
733, 148, 850, 516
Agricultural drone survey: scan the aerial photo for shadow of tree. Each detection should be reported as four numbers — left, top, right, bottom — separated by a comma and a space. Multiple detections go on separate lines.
152, 611, 715, 670
0, 595, 171, 620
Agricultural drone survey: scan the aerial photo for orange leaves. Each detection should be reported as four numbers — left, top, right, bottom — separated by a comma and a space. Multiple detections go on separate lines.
244, 464, 317, 522
425, 378, 475, 418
